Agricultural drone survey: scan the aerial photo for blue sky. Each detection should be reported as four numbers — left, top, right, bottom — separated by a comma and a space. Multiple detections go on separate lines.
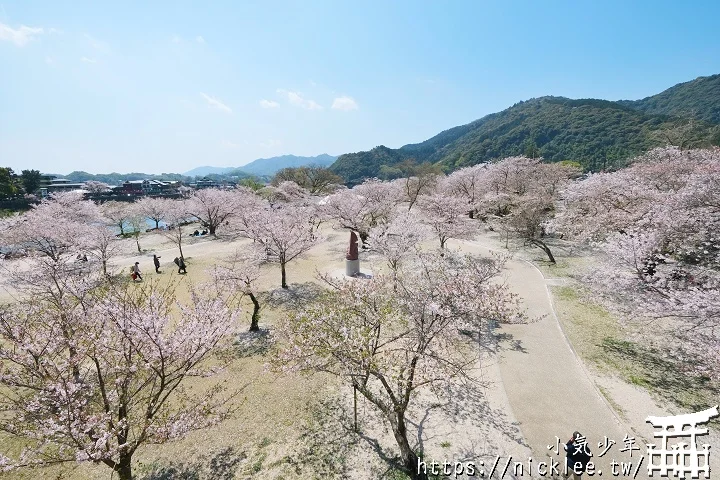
2, 1, 719, 175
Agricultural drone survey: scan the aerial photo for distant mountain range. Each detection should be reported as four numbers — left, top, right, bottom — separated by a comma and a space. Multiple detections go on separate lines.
330, 74, 720, 183
184, 154, 337, 177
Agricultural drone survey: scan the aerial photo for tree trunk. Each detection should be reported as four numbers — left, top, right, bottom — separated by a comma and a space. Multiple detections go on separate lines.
209, 224, 216, 235
155, 219, 160, 230
102, 259, 107, 276
135, 236, 141, 253
391, 412, 427, 480
281, 261, 288, 289
249, 292, 260, 331
468, 210, 474, 219
529, 238, 556, 263
114, 454, 132, 480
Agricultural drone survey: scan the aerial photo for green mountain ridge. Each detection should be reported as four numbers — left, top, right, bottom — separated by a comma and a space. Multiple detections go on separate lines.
330, 74, 720, 183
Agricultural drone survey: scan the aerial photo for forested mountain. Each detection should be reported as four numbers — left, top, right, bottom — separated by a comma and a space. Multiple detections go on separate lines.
184, 154, 337, 178
237, 154, 337, 176
618, 74, 720, 124
330, 75, 720, 184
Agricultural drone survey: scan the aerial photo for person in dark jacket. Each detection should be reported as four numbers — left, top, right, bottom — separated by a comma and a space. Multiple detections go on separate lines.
153, 254, 161, 273
174, 256, 187, 274
564, 431, 592, 480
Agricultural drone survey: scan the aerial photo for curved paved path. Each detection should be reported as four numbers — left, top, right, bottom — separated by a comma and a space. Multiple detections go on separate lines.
458, 239, 648, 479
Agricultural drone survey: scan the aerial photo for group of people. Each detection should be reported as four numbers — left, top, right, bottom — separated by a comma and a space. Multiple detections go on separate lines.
192, 229, 208, 236
130, 254, 187, 281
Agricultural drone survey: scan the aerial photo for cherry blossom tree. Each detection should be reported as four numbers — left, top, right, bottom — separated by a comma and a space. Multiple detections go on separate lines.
82, 224, 121, 275
160, 200, 190, 259
441, 163, 490, 218
240, 204, 320, 289
0, 191, 101, 263
135, 196, 172, 230
275, 251, 523, 479
368, 213, 429, 275
323, 179, 399, 244
101, 201, 132, 235
478, 156, 578, 262
259, 180, 310, 205
418, 193, 478, 249
82, 180, 111, 193
211, 248, 264, 331
0, 277, 240, 480
126, 203, 148, 253
555, 147, 720, 379
393, 161, 443, 210
186, 188, 238, 236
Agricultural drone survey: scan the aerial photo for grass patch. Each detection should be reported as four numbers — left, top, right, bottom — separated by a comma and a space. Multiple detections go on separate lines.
550, 285, 719, 413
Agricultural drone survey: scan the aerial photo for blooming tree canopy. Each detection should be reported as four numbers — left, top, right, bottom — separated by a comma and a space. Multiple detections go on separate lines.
276, 251, 523, 479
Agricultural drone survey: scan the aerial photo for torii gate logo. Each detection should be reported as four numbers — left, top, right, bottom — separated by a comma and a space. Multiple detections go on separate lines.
646, 405, 719, 478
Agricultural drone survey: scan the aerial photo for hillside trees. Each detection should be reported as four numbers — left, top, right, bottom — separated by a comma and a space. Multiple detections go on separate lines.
271, 166, 343, 195
276, 251, 523, 479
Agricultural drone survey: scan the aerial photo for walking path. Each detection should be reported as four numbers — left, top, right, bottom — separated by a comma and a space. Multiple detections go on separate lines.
458, 239, 650, 479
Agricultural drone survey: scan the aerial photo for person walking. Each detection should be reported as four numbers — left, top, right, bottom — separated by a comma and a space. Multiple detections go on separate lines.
132, 261, 143, 281
174, 256, 187, 274
153, 254, 161, 273
563, 431, 592, 480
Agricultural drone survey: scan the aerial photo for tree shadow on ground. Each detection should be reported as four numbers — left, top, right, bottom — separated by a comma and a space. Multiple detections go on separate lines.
601, 337, 720, 412
233, 327, 274, 358
261, 281, 326, 310
138, 447, 246, 480
277, 394, 356, 478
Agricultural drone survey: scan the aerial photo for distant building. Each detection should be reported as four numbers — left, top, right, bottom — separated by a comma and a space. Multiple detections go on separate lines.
39, 176, 86, 197
114, 180, 179, 196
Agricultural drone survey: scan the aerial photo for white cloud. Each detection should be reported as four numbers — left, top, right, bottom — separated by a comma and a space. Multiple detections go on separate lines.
45, 56, 55, 65
84, 33, 109, 52
259, 99, 280, 109
80, 56, 97, 64
196, 35, 205, 44
0, 22, 44, 46
276, 89, 322, 110
221, 140, 242, 149
171, 35, 182, 44
200, 92, 232, 114
331, 96, 359, 111
260, 139, 283, 149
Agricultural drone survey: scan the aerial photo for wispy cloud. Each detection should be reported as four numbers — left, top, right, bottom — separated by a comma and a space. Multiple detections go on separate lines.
260, 138, 283, 149
196, 35, 205, 44
331, 96, 359, 111
45, 56, 55, 66
200, 93, 232, 114
84, 33, 109, 52
81, 56, 97, 64
277, 89, 322, 110
221, 140, 245, 149
0, 22, 44, 47
259, 99, 280, 109
171, 34, 181, 44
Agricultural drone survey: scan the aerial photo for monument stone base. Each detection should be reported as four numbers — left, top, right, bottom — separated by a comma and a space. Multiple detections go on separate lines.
345, 259, 360, 277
